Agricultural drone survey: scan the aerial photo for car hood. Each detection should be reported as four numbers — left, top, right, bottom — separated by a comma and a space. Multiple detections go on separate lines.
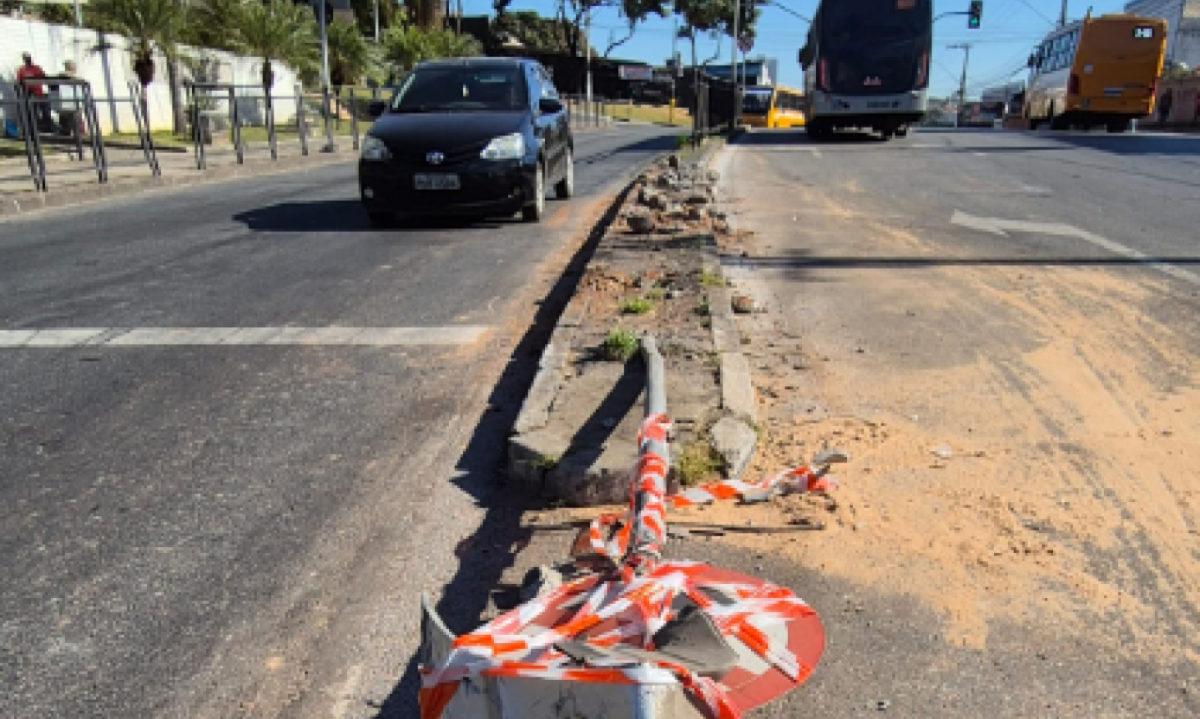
370, 111, 528, 152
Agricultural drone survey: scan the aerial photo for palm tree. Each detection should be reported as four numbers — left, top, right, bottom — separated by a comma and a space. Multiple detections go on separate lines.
326, 17, 382, 90
233, 0, 319, 128
182, 0, 243, 52
88, 0, 187, 130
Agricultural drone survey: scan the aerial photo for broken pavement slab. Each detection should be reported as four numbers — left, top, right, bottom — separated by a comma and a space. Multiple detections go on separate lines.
509, 145, 759, 505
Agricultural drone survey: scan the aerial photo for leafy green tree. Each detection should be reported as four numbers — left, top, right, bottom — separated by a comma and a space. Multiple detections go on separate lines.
382, 17, 482, 71
183, 0, 243, 52
326, 17, 383, 88
232, 0, 318, 128
88, 0, 188, 131
350, 0, 397, 38
492, 10, 589, 54
554, 0, 666, 84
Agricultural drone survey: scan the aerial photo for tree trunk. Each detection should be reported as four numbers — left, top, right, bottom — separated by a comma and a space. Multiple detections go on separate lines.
415, 0, 443, 29
166, 56, 186, 136
133, 52, 155, 129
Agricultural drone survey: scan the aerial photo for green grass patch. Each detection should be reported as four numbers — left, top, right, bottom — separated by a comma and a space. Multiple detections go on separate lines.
699, 269, 725, 288
676, 441, 726, 487
601, 326, 639, 362
620, 297, 654, 315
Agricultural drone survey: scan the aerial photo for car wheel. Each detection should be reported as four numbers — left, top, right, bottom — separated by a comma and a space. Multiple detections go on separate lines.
554, 148, 574, 199
522, 161, 545, 222
368, 211, 397, 228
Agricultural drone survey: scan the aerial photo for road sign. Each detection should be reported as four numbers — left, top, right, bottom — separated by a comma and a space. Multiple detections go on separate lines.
618, 65, 654, 81
738, 34, 754, 53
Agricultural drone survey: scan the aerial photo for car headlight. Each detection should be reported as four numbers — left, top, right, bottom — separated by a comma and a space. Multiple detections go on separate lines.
480, 133, 525, 160
361, 135, 391, 161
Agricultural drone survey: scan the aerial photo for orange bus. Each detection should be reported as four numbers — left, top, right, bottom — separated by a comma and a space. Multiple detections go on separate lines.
1024, 12, 1167, 133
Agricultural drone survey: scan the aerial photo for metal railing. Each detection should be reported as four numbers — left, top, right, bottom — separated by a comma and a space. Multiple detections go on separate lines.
183, 83, 373, 170
2, 78, 165, 192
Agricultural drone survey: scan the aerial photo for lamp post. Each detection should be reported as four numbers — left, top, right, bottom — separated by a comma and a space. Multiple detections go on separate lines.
318, 0, 335, 152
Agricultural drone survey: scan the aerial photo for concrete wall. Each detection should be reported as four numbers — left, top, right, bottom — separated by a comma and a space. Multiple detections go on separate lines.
1148, 76, 1200, 124
1, 16, 300, 134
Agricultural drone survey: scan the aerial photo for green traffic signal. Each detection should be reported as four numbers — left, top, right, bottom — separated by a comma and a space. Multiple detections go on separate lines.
968, 0, 982, 29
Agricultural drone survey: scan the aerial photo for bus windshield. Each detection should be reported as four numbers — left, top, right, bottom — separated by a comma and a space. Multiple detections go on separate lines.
742, 90, 772, 115
822, 0, 931, 46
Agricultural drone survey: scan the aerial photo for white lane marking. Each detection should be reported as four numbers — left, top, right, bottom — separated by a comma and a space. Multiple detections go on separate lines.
972, 152, 988, 156
0, 326, 492, 348
951, 210, 1200, 287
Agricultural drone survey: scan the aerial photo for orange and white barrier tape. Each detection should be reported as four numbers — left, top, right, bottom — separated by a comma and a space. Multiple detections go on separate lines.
419, 413, 834, 719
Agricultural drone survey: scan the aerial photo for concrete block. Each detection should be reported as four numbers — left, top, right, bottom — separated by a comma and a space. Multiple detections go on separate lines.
546, 441, 639, 506
508, 429, 572, 490
719, 352, 757, 422
709, 416, 757, 481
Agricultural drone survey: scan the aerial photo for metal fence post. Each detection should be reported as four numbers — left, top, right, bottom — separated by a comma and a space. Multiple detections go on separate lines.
127, 81, 160, 176
228, 86, 244, 164
321, 84, 336, 152
15, 84, 46, 191
350, 88, 360, 151
81, 82, 108, 183
296, 84, 309, 157
189, 83, 207, 170
266, 86, 278, 161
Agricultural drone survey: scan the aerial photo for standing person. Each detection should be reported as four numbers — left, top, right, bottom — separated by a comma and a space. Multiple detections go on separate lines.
1157, 88, 1173, 125
54, 60, 85, 139
16, 52, 52, 131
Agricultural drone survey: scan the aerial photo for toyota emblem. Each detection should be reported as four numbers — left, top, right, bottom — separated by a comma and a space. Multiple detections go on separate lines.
426, 151, 444, 165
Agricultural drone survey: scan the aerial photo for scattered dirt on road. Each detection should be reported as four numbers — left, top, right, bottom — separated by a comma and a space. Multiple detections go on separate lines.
709, 166, 1200, 666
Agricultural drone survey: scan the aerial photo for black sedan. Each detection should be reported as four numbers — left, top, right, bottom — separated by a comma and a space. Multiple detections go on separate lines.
359, 58, 574, 226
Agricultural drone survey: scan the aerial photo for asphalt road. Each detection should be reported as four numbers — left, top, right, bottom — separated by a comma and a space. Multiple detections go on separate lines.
0, 124, 677, 719
715, 127, 1200, 717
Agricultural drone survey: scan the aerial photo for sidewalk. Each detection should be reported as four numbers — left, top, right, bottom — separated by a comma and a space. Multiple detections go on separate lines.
0, 137, 354, 219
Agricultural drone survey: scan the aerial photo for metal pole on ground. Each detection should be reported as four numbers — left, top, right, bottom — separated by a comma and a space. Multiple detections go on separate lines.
350, 88, 360, 151
228, 86, 244, 164
266, 87, 278, 161
296, 84, 309, 156
319, 0, 336, 152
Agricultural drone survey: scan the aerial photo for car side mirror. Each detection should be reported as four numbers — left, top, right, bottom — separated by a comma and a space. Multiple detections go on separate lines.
1027, 54, 1036, 68
538, 97, 563, 115
798, 45, 813, 68
368, 100, 387, 119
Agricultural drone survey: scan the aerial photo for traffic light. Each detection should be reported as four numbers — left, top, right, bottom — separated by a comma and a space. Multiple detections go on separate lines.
967, 1, 982, 29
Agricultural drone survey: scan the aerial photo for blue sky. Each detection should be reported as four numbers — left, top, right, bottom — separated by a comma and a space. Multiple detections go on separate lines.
461, 0, 1134, 99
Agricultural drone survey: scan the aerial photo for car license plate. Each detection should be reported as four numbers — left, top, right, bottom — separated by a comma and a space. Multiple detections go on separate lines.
414, 173, 460, 190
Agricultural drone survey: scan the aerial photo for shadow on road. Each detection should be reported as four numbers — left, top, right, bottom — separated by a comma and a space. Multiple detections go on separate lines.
364, 170, 643, 719
232, 200, 512, 233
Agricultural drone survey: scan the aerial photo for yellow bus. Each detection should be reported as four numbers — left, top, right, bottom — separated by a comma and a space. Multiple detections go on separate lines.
741, 86, 806, 128
1024, 12, 1167, 133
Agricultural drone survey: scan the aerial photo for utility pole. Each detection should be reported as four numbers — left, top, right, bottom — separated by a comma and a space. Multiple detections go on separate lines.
374, 0, 380, 42
319, 0, 335, 152
947, 42, 973, 128
730, 0, 741, 132
585, 9, 594, 125
1059, 0, 1068, 28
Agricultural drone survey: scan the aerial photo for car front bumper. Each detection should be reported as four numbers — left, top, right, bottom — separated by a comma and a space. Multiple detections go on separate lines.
359, 157, 538, 216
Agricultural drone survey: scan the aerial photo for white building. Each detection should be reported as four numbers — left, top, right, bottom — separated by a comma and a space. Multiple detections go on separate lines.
1125, 0, 1200, 68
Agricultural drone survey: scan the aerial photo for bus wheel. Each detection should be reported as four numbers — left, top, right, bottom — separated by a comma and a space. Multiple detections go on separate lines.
1106, 119, 1130, 133
895, 125, 909, 138
807, 121, 827, 141
1050, 112, 1069, 131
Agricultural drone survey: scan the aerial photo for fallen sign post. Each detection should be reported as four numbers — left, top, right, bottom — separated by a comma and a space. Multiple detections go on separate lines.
418, 335, 848, 719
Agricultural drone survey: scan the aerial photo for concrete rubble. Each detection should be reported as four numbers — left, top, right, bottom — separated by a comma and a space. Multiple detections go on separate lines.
509, 149, 759, 505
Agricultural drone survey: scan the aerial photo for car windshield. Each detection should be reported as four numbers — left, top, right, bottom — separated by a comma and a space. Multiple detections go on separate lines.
390, 65, 527, 113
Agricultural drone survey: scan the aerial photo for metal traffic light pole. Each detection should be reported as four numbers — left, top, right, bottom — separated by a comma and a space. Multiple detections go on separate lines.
947, 43, 973, 128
